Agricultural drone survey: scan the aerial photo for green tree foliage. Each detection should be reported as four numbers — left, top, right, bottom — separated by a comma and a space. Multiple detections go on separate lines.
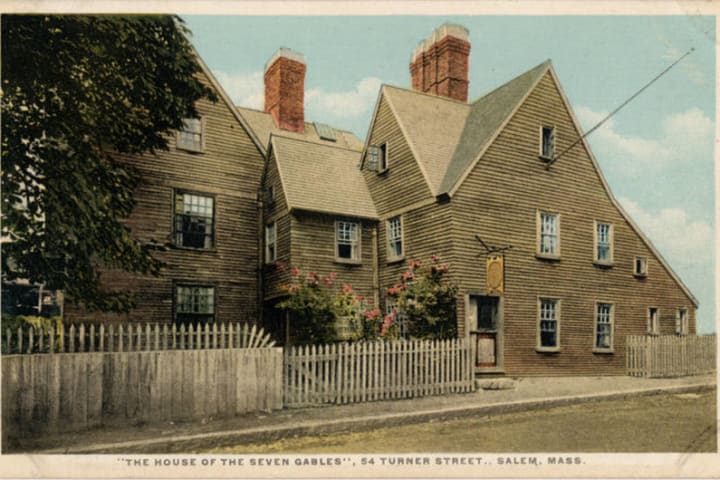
385, 256, 458, 339
277, 268, 338, 345
1, 15, 217, 311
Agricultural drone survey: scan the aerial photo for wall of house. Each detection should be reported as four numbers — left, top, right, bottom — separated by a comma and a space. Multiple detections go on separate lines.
65, 69, 265, 325
362, 96, 434, 217
262, 149, 292, 301
450, 71, 697, 375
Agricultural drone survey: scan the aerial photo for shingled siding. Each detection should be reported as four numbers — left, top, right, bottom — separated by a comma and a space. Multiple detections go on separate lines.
65, 70, 264, 324
450, 71, 696, 375
290, 211, 376, 301
262, 150, 292, 300
363, 97, 434, 216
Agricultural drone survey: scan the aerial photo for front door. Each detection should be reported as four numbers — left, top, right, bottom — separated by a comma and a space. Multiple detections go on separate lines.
469, 295, 501, 368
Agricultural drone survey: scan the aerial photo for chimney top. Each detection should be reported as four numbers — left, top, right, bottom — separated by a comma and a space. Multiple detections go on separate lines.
411, 23, 469, 63
265, 48, 306, 72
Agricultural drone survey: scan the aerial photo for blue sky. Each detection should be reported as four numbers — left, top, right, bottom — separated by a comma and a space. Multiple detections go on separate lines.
184, 15, 716, 333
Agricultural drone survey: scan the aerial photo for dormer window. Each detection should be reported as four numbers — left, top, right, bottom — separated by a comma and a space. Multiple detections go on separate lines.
540, 126, 555, 160
367, 143, 388, 173
177, 117, 204, 152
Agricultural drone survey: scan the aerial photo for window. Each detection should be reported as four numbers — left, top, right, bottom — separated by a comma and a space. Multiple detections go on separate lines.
676, 308, 689, 336
265, 222, 277, 263
537, 211, 560, 258
594, 221, 613, 264
174, 192, 214, 249
634, 256, 648, 277
177, 118, 204, 152
336, 220, 360, 262
366, 143, 388, 173
594, 302, 614, 351
541, 126, 555, 159
386, 216, 403, 261
175, 285, 215, 325
538, 298, 559, 351
385, 299, 409, 339
648, 307, 659, 335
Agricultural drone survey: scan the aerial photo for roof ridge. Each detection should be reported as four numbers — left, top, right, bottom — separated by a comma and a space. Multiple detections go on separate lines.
382, 84, 472, 106
270, 132, 363, 153
469, 59, 552, 105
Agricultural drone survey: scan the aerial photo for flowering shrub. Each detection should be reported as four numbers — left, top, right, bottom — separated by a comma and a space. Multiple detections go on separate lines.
276, 266, 381, 344
385, 255, 457, 339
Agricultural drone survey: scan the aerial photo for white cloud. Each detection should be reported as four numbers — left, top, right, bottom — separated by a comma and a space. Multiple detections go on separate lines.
213, 70, 264, 109
619, 196, 713, 265
306, 77, 383, 119
575, 105, 713, 171
663, 46, 706, 86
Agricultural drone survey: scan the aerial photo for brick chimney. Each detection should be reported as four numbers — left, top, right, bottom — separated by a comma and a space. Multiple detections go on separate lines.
264, 48, 306, 133
410, 24, 470, 102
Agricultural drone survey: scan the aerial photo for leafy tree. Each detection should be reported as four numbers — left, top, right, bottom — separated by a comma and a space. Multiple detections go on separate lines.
1, 15, 216, 311
385, 255, 458, 339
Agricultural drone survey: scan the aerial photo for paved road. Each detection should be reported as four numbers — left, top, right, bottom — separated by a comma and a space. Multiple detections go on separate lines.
208, 390, 716, 453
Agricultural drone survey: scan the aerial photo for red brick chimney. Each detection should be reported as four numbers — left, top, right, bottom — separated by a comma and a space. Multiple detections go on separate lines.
410, 24, 470, 102
264, 48, 306, 133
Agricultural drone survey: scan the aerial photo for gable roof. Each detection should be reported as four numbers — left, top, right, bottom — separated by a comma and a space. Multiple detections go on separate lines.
376, 60, 551, 197
237, 106, 364, 152
270, 135, 377, 220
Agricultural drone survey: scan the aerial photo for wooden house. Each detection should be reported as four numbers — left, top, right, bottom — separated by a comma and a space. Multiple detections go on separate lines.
65, 51, 267, 325
359, 24, 698, 375
235, 50, 378, 343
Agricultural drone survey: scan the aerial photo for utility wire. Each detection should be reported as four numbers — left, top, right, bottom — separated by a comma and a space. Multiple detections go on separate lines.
545, 47, 695, 170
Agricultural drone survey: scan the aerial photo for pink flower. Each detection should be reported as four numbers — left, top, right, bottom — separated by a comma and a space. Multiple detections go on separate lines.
409, 259, 422, 269
430, 254, 439, 263
343, 283, 353, 294
329, 272, 337, 281
401, 271, 414, 281
290, 267, 300, 277
355, 294, 364, 302
275, 261, 286, 271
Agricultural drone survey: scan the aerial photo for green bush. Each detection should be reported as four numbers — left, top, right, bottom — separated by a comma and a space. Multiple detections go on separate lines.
1, 315, 64, 353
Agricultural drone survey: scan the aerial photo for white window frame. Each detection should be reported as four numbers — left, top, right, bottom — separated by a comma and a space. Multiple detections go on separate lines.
593, 301, 614, 353
537, 297, 560, 352
593, 221, 614, 266
676, 308, 689, 336
536, 211, 560, 259
173, 191, 215, 249
634, 256, 648, 278
265, 222, 277, 264
174, 284, 215, 325
648, 307, 660, 335
335, 220, 361, 263
386, 215, 404, 262
540, 125, 555, 160
176, 117, 205, 153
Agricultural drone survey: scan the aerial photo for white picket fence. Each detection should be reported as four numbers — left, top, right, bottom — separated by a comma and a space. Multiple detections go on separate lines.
626, 335, 716, 378
284, 338, 476, 407
2, 321, 274, 354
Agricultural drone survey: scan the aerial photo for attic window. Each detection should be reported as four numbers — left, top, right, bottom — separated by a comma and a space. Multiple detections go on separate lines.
315, 123, 337, 142
367, 144, 388, 173
540, 126, 555, 160
177, 117, 204, 152
634, 256, 648, 278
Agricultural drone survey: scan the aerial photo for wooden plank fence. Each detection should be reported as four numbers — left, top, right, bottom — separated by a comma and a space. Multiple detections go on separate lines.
2, 348, 283, 443
626, 335, 716, 378
1, 321, 274, 354
284, 338, 475, 407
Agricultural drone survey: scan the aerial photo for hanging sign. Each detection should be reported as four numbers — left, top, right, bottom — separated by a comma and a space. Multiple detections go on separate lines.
486, 255, 504, 294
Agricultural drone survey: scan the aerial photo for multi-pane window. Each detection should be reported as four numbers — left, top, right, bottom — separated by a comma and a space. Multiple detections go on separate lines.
595, 222, 613, 263
634, 256, 648, 277
174, 192, 214, 249
648, 307, 659, 335
538, 212, 559, 257
336, 221, 360, 261
366, 143, 388, 172
541, 126, 555, 159
175, 285, 215, 325
676, 308, 689, 335
538, 298, 559, 349
595, 303, 613, 350
387, 216, 403, 260
265, 222, 276, 263
177, 118, 203, 152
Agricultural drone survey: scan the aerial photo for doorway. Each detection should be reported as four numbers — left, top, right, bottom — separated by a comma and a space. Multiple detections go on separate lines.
468, 295, 503, 370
